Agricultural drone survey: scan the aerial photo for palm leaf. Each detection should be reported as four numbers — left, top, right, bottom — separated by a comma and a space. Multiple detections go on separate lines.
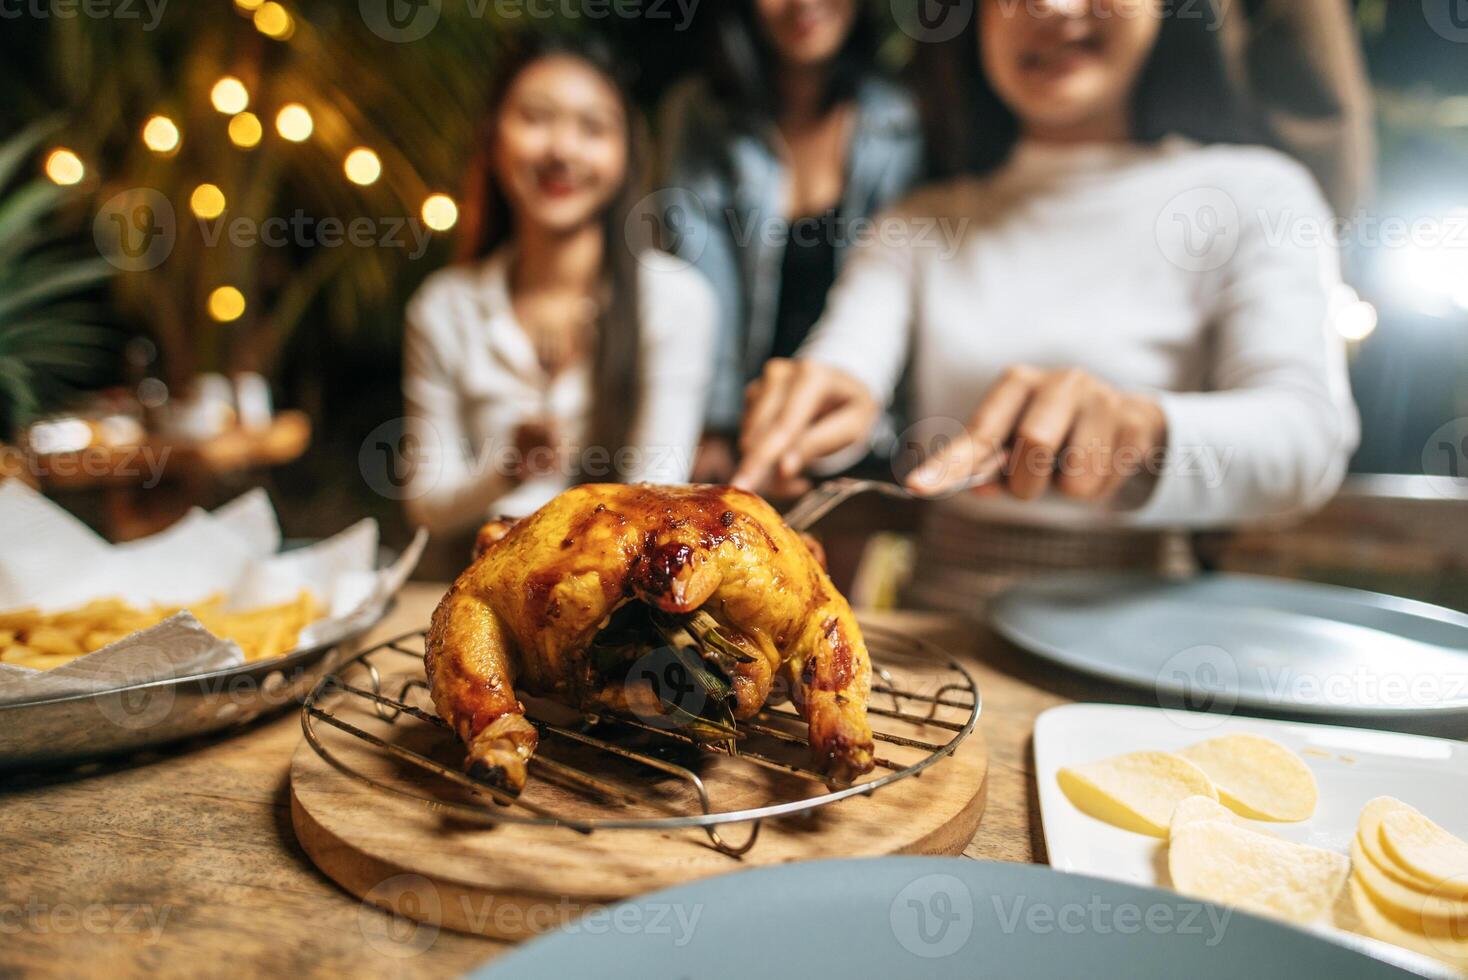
0, 184, 69, 254
0, 119, 60, 193
0, 124, 116, 438
0, 260, 114, 323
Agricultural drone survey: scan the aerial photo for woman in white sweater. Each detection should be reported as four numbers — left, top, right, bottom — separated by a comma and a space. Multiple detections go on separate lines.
735, 0, 1358, 541
402, 34, 714, 535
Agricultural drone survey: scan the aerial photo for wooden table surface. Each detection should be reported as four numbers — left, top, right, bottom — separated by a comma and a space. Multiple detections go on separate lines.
0, 581, 1224, 977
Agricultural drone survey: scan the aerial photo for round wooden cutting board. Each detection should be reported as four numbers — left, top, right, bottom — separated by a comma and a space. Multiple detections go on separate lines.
290, 645, 988, 941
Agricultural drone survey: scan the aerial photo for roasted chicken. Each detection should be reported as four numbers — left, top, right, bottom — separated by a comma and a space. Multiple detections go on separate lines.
425, 483, 875, 793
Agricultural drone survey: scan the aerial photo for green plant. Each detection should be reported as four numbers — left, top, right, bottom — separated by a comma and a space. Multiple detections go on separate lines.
0, 121, 116, 440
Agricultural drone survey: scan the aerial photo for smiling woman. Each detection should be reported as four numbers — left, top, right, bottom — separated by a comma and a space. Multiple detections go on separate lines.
401, 33, 715, 536
734, 0, 1360, 604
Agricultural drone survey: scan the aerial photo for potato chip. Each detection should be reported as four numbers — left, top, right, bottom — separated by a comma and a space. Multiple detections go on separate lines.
1348, 877, 1468, 970
1058, 750, 1217, 837
1351, 836, 1468, 932
1169, 793, 1280, 840
1168, 819, 1348, 924
1179, 733, 1317, 821
1381, 810, 1468, 900
1359, 797, 1437, 890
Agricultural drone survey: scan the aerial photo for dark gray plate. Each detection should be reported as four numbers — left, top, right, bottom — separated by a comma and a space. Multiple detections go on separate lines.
473, 858, 1435, 979
989, 572, 1468, 718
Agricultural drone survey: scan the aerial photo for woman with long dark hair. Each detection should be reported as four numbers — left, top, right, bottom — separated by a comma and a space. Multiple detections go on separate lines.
658, 0, 924, 479
402, 32, 714, 534
736, 0, 1360, 603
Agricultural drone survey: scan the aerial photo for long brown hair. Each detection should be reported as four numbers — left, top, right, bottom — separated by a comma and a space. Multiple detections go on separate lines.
456, 31, 648, 477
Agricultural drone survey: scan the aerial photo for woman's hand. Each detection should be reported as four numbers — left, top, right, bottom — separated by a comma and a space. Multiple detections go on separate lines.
906, 365, 1168, 501
732, 359, 879, 496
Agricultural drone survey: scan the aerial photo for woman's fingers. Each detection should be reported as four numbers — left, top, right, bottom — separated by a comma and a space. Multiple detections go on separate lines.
1057, 390, 1120, 499
906, 366, 1036, 495
734, 361, 872, 492
1008, 369, 1089, 500
907, 364, 1166, 503
739, 360, 797, 455
1100, 400, 1168, 498
736, 373, 821, 489
781, 400, 877, 479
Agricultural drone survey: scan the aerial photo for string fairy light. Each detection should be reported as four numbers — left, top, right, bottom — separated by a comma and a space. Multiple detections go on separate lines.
228, 111, 263, 148
44, 148, 85, 185
189, 183, 227, 220
253, 1, 294, 40
421, 194, 458, 231
207, 286, 247, 322
210, 77, 250, 115
275, 103, 313, 142
343, 147, 381, 186
142, 115, 181, 153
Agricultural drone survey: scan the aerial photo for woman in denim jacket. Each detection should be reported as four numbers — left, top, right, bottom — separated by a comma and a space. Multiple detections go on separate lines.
657, 0, 923, 481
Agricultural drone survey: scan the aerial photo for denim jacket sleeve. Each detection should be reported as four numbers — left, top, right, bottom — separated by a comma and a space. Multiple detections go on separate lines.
657, 80, 747, 433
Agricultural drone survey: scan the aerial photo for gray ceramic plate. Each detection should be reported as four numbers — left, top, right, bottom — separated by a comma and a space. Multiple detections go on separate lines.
473, 858, 1434, 979
989, 572, 1468, 718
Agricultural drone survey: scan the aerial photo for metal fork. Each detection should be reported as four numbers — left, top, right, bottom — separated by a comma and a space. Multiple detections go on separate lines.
782, 472, 998, 532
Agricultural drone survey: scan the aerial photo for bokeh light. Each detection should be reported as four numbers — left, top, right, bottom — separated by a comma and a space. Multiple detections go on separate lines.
253, 2, 294, 40
142, 115, 180, 153
344, 147, 382, 186
189, 183, 227, 220
421, 194, 458, 232
44, 148, 84, 186
207, 286, 247, 323
210, 77, 250, 115
275, 104, 313, 142
227, 112, 263, 149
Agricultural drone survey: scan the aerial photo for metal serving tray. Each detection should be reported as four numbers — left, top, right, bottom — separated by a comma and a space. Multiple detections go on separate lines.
0, 603, 390, 771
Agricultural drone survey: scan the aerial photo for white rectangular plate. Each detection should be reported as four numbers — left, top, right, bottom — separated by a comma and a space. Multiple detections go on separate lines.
1034, 703, 1468, 887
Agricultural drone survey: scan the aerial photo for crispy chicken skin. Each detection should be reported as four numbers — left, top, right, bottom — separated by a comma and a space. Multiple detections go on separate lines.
425, 484, 875, 793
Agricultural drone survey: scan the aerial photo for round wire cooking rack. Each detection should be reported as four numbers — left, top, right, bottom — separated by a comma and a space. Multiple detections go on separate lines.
300, 620, 981, 858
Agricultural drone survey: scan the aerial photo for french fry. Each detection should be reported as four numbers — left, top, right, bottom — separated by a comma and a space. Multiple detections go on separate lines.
0, 607, 41, 632
26, 626, 86, 658
0, 590, 323, 670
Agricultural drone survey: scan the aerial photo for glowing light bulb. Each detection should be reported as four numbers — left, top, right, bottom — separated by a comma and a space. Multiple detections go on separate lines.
210, 77, 250, 115
275, 104, 313, 142
189, 183, 227, 220
142, 115, 180, 153
234, 0, 263, 10
44, 148, 85, 186
343, 147, 381, 186
228, 112, 263, 149
207, 286, 246, 323
421, 194, 458, 232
